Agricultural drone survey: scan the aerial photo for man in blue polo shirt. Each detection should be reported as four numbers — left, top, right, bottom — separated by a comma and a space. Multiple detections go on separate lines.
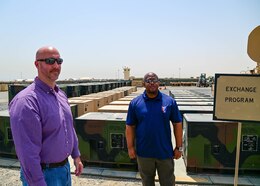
126, 72, 183, 186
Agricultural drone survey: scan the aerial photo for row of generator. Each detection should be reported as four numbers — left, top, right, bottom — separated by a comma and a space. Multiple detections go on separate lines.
68, 88, 141, 167
170, 88, 259, 174
8, 80, 131, 103
1, 86, 259, 174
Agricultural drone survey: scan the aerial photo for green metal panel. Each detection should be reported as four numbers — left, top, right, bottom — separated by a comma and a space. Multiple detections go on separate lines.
8, 84, 28, 103
66, 84, 81, 98
58, 84, 67, 96
106, 113, 131, 163
79, 84, 92, 95
70, 104, 78, 119
0, 110, 16, 158
240, 121, 260, 170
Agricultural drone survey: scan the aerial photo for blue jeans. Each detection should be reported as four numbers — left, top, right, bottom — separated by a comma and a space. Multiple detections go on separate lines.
20, 161, 71, 186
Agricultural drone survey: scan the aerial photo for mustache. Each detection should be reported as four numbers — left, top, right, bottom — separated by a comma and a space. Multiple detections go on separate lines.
50, 69, 60, 73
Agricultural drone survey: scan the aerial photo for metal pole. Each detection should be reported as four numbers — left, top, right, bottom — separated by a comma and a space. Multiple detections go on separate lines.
234, 122, 242, 186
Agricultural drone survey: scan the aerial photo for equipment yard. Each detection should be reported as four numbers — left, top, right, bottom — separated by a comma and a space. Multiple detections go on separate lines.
0, 86, 259, 185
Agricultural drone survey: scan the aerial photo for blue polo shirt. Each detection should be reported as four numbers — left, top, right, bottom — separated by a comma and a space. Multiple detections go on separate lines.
126, 90, 182, 159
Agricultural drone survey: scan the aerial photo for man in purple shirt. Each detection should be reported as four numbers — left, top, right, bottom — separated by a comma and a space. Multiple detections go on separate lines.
9, 46, 83, 186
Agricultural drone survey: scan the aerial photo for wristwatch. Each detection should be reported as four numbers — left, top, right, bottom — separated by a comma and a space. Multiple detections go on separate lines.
176, 147, 183, 152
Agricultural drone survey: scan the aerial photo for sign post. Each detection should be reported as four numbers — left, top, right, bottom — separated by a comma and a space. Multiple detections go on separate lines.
234, 122, 242, 186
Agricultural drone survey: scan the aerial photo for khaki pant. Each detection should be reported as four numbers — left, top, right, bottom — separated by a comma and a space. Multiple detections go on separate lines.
137, 156, 175, 186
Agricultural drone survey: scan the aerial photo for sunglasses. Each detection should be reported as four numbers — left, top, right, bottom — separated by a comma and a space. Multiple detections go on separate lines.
144, 79, 159, 84
37, 58, 63, 65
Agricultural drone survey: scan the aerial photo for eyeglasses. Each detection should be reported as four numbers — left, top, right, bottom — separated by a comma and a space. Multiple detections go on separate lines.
37, 58, 63, 65
144, 79, 159, 84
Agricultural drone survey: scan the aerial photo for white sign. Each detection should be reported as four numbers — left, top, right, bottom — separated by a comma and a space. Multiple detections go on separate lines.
213, 74, 260, 122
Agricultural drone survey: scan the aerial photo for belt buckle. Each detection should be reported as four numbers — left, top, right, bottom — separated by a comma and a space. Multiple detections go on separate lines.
41, 158, 68, 169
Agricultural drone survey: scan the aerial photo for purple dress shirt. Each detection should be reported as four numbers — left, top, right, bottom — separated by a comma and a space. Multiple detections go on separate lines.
9, 77, 80, 186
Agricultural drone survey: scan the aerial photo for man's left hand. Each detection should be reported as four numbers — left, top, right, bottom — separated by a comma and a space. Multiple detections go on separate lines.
173, 149, 182, 159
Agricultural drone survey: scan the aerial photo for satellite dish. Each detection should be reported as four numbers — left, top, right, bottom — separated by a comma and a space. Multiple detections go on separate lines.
248, 25, 260, 63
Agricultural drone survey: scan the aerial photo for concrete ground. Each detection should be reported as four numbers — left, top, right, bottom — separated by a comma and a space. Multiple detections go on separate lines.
1, 156, 259, 185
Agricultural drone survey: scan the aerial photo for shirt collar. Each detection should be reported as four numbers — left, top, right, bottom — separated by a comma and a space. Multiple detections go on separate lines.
143, 90, 162, 101
34, 77, 59, 93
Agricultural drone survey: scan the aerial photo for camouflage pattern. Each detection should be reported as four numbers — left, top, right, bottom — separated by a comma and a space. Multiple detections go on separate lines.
183, 113, 260, 173
75, 112, 136, 167
0, 110, 16, 158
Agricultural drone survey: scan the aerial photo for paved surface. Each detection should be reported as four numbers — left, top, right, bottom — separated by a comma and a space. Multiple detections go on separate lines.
0, 158, 194, 186
1, 157, 259, 185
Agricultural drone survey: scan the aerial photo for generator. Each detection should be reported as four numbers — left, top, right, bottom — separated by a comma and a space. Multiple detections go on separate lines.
183, 113, 260, 173
79, 84, 93, 95
0, 110, 16, 158
8, 84, 28, 103
70, 104, 78, 119
65, 84, 81, 98
75, 112, 136, 168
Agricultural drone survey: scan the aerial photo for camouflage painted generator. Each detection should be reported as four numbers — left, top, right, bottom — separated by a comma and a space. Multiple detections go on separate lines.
75, 112, 136, 168
183, 113, 260, 173
0, 110, 16, 158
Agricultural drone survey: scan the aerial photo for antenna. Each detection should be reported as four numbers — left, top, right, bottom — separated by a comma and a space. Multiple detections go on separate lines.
247, 25, 260, 74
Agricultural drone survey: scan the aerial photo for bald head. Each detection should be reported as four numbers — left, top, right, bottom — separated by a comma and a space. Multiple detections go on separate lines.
143, 72, 159, 81
36, 46, 60, 61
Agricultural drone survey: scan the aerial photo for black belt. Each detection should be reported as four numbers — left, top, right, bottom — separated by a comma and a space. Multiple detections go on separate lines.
41, 158, 68, 169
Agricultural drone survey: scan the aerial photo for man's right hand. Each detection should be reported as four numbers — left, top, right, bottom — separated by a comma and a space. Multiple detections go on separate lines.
127, 146, 136, 159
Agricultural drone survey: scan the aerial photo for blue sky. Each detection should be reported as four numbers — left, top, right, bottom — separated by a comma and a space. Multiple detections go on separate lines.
0, 0, 259, 81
